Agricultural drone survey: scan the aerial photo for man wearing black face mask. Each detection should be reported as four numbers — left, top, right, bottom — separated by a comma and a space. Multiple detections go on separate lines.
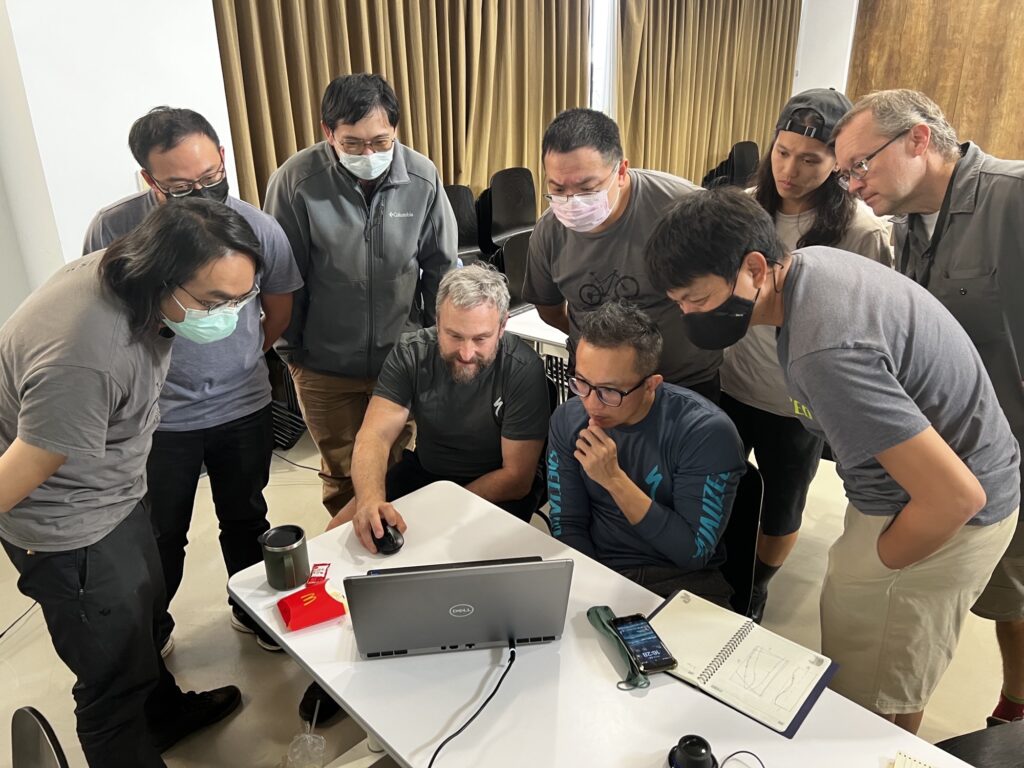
645, 186, 1019, 734
83, 107, 303, 656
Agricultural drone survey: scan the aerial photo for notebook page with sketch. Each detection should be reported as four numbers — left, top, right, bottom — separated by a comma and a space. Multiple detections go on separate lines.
648, 590, 837, 738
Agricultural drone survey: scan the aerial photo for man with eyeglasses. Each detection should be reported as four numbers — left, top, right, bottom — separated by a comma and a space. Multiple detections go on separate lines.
264, 72, 456, 725
546, 301, 745, 603
83, 106, 303, 656
522, 108, 721, 401
264, 72, 456, 522
833, 89, 1024, 728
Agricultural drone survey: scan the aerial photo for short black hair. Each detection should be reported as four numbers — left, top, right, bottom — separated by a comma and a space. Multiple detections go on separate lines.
128, 107, 220, 169
542, 108, 622, 165
321, 73, 400, 130
578, 301, 663, 377
99, 198, 263, 339
645, 187, 786, 292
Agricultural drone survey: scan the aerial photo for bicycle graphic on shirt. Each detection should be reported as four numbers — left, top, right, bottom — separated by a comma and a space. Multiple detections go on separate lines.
578, 270, 640, 307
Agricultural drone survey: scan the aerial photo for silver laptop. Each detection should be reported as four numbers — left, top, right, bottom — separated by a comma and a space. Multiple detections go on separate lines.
343, 557, 574, 659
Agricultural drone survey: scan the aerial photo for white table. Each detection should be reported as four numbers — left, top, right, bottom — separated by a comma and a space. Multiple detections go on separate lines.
505, 307, 569, 359
229, 482, 971, 768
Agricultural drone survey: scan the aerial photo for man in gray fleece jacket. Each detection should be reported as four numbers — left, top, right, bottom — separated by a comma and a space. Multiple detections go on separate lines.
264, 73, 456, 519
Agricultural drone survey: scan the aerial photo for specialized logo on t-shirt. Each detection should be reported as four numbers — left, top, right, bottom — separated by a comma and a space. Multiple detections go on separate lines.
695, 471, 730, 560
645, 465, 663, 498
546, 449, 563, 536
578, 269, 640, 307
493, 396, 504, 421
789, 398, 814, 420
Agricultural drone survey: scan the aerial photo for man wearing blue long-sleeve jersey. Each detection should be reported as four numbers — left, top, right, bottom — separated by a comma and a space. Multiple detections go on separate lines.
547, 301, 745, 604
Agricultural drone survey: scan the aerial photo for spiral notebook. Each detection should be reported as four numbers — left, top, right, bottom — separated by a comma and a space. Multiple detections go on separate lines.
648, 590, 837, 738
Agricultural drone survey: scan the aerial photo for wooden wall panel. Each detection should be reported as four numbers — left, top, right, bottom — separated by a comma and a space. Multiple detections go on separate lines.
846, 0, 1024, 160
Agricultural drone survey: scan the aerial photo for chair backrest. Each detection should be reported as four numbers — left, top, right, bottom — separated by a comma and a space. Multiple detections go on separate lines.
444, 184, 478, 248
488, 167, 536, 246
11, 707, 69, 768
500, 231, 532, 308
701, 141, 760, 189
935, 718, 1024, 767
719, 461, 764, 616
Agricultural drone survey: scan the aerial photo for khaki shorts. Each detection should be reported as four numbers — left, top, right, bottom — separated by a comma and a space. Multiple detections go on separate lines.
821, 504, 1017, 714
972, 505, 1024, 621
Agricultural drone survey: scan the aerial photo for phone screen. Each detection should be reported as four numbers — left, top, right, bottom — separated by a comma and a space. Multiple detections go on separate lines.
611, 614, 677, 672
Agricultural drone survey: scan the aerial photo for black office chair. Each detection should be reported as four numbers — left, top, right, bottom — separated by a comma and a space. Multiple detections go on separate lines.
443, 184, 483, 266
498, 231, 534, 316
935, 718, 1024, 767
11, 707, 69, 768
530, 376, 562, 534
720, 461, 764, 617
701, 141, 760, 190
482, 167, 536, 253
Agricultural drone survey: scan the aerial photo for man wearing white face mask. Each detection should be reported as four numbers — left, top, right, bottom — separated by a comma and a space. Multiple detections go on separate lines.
264, 71, 456, 725
265, 78, 456, 511
522, 109, 721, 401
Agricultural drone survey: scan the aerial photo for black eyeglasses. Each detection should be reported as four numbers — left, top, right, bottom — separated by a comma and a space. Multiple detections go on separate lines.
568, 374, 648, 407
336, 136, 395, 155
150, 162, 227, 198
836, 130, 909, 190
175, 283, 260, 314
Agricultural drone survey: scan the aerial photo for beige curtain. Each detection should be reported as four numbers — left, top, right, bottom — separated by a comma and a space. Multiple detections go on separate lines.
214, 1, 590, 207
616, 0, 802, 183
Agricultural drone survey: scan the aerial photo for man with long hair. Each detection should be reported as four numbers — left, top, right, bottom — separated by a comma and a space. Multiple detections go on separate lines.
0, 200, 262, 765
720, 89, 892, 621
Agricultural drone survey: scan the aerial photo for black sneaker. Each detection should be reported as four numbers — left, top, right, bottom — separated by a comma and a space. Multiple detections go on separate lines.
299, 681, 345, 726
748, 584, 768, 625
151, 685, 242, 752
231, 606, 282, 652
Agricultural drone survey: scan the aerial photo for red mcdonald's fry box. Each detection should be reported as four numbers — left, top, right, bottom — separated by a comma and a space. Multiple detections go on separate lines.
277, 563, 346, 631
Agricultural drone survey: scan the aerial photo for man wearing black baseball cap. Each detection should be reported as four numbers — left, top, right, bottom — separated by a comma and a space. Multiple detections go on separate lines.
718, 88, 891, 622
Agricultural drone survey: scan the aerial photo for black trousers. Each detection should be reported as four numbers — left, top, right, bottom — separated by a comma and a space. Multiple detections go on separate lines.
147, 404, 274, 641
720, 393, 824, 536
616, 564, 734, 608
385, 449, 545, 523
2, 503, 182, 767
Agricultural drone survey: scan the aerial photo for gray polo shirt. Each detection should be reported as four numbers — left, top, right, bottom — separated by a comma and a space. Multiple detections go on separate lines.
894, 142, 1024, 446
0, 254, 173, 551
522, 169, 721, 387
721, 198, 892, 416
83, 192, 303, 430
777, 247, 1020, 523
374, 328, 549, 477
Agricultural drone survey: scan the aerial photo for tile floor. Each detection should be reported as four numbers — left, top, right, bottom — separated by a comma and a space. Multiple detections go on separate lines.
0, 434, 1005, 766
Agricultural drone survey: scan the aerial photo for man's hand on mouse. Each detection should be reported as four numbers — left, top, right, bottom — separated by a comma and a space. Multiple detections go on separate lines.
352, 497, 407, 553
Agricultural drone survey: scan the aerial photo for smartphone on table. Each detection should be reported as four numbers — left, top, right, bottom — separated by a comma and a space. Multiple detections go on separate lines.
610, 613, 677, 673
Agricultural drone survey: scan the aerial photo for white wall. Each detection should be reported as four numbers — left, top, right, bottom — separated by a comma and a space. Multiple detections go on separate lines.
0, 0, 237, 320
791, 0, 860, 95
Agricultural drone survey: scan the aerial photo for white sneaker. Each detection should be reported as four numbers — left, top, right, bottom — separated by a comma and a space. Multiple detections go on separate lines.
160, 635, 175, 659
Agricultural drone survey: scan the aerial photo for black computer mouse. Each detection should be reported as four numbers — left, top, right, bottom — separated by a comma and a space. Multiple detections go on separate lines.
372, 523, 404, 555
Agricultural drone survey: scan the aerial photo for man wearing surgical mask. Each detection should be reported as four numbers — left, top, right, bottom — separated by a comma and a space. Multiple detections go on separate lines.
264, 73, 456, 724
84, 107, 303, 656
522, 109, 721, 401
264, 74, 456, 523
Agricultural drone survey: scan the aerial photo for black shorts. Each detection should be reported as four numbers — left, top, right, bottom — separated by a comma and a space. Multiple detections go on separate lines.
720, 393, 823, 536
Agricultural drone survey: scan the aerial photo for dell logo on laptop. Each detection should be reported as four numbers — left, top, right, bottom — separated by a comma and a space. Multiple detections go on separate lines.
449, 604, 474, 618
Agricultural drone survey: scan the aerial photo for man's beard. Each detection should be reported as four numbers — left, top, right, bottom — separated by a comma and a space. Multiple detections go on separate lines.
443, 350, 497, 384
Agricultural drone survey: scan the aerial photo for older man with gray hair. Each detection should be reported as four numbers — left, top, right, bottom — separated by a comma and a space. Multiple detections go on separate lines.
331, 263, 551, 549
834, 88, 1024, 728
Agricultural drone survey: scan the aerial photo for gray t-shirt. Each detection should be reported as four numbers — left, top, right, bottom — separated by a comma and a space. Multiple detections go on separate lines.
776, 247, 1020, 523
0, 254, 173, 551
522, 169, 721, 386
83, 192, 303, 430
374, 327, 549, 477
721, 198, 892, 416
